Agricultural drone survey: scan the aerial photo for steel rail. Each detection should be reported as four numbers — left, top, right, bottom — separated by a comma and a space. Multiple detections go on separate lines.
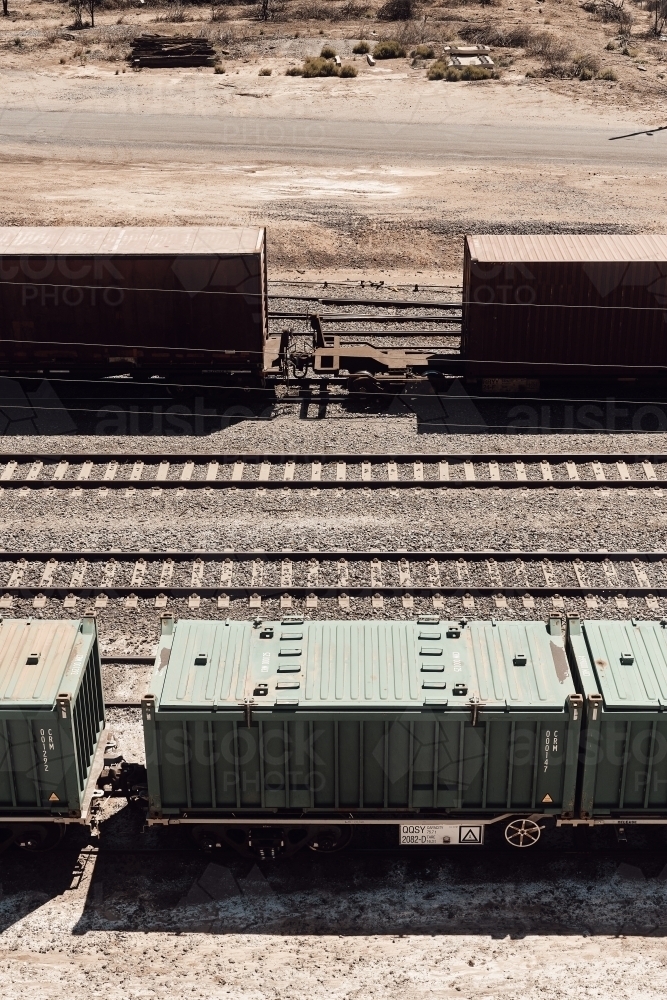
0, 453, 665, 489
268, 296, 464, 308
271, 313, 461, 323
315, 329, 462, 338
1, 551, 666, 610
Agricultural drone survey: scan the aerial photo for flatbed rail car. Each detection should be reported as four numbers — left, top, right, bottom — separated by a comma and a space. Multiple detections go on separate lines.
142, 614, 583, 856
0, 226, 270, 382
0, 616, 106, 851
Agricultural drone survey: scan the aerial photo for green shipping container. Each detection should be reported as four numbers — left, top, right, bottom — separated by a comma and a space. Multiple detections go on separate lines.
568, 616, 667, 818
143, 615, 582, 822
0, 616, 105, 824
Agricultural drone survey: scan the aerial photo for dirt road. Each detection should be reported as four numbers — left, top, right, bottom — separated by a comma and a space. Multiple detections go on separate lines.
1, 60, 666, 278
2, 107, 665, 165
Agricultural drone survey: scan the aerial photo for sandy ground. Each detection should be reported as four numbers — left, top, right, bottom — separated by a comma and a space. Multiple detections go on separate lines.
1, 0, 666, 275
2, 825, 667, 999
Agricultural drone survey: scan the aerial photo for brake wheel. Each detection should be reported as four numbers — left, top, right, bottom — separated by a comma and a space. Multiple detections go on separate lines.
504, 818, 542, 848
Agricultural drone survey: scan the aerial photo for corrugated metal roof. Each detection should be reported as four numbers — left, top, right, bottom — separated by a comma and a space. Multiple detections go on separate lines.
156, 619, 575, 711
582, 619, 667, 709
466, 234, 667, 263
0, 619, 86, 709
0, 227, 264, 256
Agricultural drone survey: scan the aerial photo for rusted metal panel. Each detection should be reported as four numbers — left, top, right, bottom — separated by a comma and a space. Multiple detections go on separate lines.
462, 234, 667, 378
0, 226, 267, 375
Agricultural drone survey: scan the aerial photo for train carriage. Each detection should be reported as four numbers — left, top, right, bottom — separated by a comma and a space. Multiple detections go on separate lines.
0, 615, 105, 850
142, 614, 582, 855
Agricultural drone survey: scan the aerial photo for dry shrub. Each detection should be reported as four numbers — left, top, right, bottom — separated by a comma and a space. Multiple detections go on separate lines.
531, 49, 602, 77
353, 39, 369, 52
320, 43, 336, 56
288, 54, 357, 75
427, 58, 448, 77
411, 42, 435, 57
377, 0, 413, 19
373, 37, 406, 56
291, 1, 335, 17
38, 30, 61, 46
153, 1, 192, 20
277, 0, 368, 20
340, 0, 370, 15
458, 22, 535, 46
582, 0, 633, 25
529, 32, 573, 65
648, 43, 667, 61
598, 66, 618, 78
572, 50, 600, 74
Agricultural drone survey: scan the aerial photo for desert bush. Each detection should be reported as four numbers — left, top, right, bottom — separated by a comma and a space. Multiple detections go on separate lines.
572, 50, 600, 74
302, 54, 339, 74
377, 0, 413, 19
411, 43, 435, 57
528, 32, 572, 63
287, 55, 357, 76
458, 22, 534, 46
598, 66, 617, 78
605, 38, 617, 48
153, 0, 192, 20
461, 63, 496, 78
214, 63, 225, 71
353, 39, 369, 53
320, 43, 336, 57
259, 65, 271, 73
427, 58, 447, 77
373, 38, 406, 57
582, 0, 633, 25
278, 0, 367, 20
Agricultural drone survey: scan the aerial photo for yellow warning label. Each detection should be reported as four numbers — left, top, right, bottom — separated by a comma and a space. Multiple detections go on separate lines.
49, 793, 59, 802
542, 793, 553, 803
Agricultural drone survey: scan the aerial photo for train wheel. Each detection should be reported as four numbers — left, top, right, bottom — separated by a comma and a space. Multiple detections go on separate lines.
16, 824, 66, 852
308, 826, 354, 853
504, 818, 542, 848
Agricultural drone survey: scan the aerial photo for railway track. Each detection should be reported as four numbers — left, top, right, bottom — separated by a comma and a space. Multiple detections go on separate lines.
3, 550, 667, 612
0, 453, 665, 489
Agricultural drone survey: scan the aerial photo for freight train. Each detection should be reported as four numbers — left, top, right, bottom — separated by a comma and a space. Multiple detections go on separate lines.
4, 611, 667, 856
1, 228, 666, 393
0, 226, 271, 383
